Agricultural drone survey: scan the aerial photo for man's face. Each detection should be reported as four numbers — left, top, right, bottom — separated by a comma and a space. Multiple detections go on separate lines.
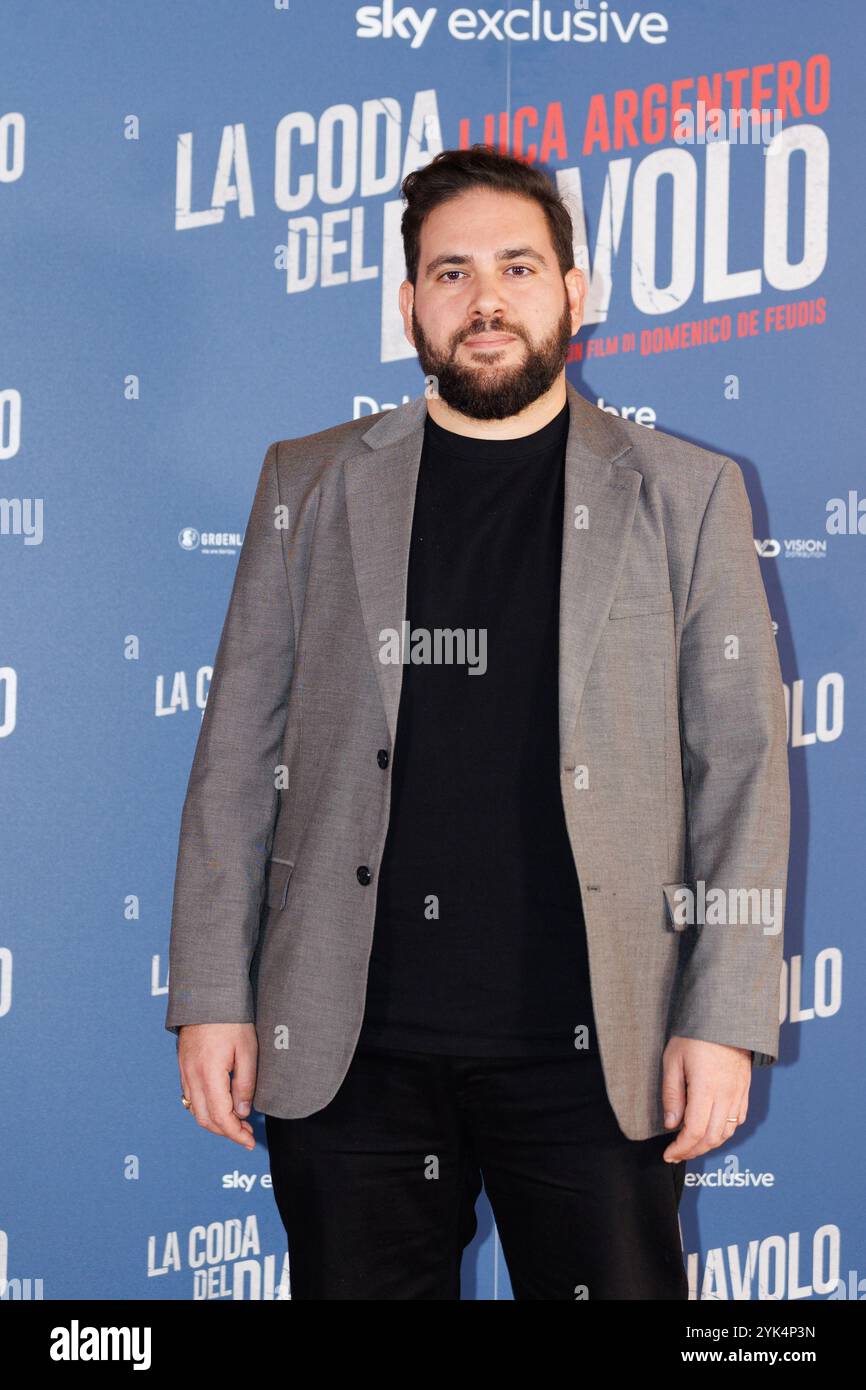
400, 188, 585, 421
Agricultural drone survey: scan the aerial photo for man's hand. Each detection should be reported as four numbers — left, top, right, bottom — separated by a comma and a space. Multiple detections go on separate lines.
661, 1037, 752, 1163
177, 1023, 259, 1150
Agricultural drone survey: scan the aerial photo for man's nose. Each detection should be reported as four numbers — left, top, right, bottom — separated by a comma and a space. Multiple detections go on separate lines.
466, 273, 508, 324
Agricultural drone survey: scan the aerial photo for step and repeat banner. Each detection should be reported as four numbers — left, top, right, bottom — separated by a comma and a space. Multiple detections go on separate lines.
1, 1, 862, 1301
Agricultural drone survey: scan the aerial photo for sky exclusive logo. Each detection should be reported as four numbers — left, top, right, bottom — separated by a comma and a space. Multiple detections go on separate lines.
355, 2, 669, 49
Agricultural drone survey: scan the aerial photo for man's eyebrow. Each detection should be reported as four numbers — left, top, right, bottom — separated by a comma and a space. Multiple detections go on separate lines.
424, 246, 549, 276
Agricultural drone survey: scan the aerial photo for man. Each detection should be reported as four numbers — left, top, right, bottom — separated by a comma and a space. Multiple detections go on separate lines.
166, 146, 790, 1300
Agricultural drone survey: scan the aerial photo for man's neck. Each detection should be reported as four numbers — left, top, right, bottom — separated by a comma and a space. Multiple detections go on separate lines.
424, 376, 567, 440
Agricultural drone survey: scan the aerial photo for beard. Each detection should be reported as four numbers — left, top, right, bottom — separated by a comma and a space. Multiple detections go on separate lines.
411, 298, 573, 421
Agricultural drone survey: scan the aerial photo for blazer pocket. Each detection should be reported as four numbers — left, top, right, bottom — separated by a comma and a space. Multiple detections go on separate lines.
608, 588, 674, 621
266, 857, 295, 911
662, 882, 694, 932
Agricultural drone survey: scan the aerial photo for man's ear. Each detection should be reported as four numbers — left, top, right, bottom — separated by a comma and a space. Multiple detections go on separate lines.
564, 266, 586, 335
398, 279, 416, 348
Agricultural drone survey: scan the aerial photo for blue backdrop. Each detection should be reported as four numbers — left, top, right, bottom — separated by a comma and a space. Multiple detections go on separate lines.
2, 0, 863, 1300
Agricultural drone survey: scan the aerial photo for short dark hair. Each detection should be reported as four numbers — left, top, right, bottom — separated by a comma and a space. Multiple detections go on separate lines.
400, 145, 576, 287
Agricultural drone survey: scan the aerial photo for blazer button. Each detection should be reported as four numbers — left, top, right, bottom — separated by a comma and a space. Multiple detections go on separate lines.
356, 865, 372, 885
377, 749, 389, 768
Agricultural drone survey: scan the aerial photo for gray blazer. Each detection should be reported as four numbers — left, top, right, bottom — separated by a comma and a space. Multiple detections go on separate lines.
165, 380, 790, 1141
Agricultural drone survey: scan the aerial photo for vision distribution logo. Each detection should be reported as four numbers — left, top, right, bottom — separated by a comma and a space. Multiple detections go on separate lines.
355, 1, 670, 49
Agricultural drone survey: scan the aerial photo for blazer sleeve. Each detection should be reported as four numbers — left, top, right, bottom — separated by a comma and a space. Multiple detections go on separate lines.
668, 457, 790, 1065
165, 441, 294, 1033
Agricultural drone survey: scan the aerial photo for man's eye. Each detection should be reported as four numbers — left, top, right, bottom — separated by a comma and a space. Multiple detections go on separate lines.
438, 266, 533, 282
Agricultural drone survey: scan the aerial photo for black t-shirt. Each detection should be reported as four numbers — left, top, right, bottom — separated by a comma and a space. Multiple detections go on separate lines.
357, 398, 598, 1056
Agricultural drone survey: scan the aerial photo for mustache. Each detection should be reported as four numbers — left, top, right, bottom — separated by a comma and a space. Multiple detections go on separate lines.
458, 322, 523, 343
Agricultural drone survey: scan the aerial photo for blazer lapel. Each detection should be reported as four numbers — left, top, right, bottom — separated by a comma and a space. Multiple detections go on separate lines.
345, 381, 643, 764
557, 382, 643, 762
346, 395, 427, 748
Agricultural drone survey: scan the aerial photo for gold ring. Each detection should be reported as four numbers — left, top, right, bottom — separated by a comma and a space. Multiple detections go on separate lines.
181, 1094, 192, 1109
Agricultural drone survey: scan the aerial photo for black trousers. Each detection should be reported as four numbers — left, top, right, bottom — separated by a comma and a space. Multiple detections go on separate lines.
264, 1043, 688, 1300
